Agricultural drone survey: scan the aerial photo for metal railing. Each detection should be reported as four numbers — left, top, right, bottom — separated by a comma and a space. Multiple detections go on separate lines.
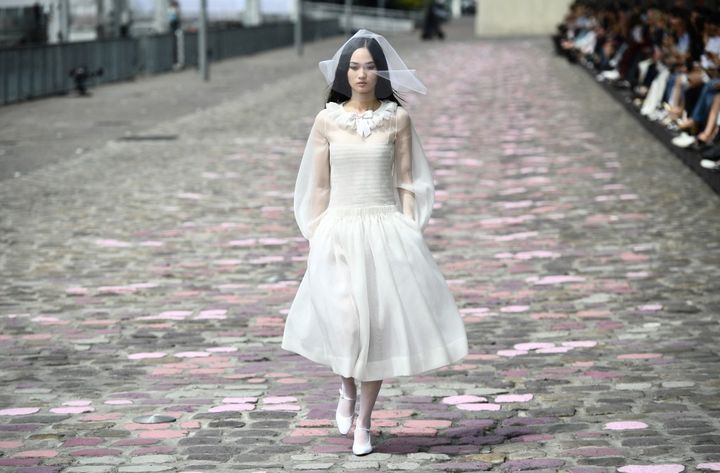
0, 18, 340, 106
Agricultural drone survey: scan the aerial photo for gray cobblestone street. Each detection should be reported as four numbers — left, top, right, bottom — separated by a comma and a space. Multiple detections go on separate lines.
1, 20, 720, 473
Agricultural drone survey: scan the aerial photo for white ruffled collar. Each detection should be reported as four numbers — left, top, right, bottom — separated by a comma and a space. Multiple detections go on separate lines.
326, 100, 397, 138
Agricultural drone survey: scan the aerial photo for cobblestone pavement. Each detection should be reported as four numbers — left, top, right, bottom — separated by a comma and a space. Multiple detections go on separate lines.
2, 27, 720, 473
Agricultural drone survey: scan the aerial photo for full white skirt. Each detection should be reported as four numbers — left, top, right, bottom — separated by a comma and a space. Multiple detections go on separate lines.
281, 204, 468, 381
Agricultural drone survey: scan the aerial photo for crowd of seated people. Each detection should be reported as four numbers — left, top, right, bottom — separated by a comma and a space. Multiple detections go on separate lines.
553, 0, 720, 172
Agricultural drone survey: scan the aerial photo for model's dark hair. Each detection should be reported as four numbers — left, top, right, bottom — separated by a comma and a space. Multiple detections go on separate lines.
325, 36, 404, 106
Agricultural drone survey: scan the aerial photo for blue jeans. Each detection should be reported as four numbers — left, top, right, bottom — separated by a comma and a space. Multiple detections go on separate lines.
664, 73, 677, 104
691, 79, 720, 126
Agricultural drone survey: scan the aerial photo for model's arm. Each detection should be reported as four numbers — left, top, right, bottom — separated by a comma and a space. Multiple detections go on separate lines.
395, 108, 416, 221
309, 113, 330, 234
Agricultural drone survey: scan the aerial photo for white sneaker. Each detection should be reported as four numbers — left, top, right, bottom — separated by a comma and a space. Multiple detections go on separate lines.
672, 133, 696, 148
601, 69, 620, 80
701, 159, 720, 170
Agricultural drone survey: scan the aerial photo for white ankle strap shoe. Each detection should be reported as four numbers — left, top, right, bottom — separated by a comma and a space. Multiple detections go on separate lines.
335, 386, 356, 435
352, 426, 373, 456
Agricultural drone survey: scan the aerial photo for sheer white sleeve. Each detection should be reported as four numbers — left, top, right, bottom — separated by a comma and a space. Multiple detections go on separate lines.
294, 110, 331, 240
394, 106, 434, 230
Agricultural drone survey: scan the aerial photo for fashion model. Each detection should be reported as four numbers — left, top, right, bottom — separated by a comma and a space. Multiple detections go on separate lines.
281, 29, 468, 456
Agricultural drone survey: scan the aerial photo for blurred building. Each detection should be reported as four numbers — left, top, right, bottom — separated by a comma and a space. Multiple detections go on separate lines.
475, 0, 571, 36
0, 0, 134, 45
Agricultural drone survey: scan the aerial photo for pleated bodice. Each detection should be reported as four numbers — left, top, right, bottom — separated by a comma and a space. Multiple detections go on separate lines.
328, 142, 396, 208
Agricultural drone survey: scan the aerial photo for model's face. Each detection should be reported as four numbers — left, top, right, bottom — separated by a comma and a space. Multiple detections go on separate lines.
347, 47, 378, 95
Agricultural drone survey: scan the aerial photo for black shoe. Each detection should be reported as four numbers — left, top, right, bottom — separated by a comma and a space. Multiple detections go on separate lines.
691, 139, 714, 152
701, 143, 720, 160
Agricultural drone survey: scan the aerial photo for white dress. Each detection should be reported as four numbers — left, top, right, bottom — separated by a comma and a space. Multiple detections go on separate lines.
281, 100, 468, 381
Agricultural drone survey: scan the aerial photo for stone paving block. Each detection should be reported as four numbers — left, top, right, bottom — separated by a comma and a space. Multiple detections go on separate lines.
387, 462, 422, 470
343, 460, 381, 469
294, 462, 335, 470
76, 457, 124, 465
118, 465, 174, 472
129, 454, 176, 463
63, 467, 115, 473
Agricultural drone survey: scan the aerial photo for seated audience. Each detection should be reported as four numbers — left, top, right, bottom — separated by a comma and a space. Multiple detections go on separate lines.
554, 1, 720, 173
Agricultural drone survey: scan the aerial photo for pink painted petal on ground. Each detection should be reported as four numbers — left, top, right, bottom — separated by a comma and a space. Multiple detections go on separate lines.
128, 352, 166, 360
0, 407, 40, 416
263, 396, 297, 404
193, 312, 227, 320
495, 394, 533, 403
697, 464, 720, 471
562, 340, 598, 348
138, 430, 188, 439
460, 307, 491, 315
514, 342, 555, 351
604, 421, 648, 430
530, 275, 586, 285
50, 406, 94, 414
536, 346, 574, 353
12, 450, 58, 458
258, 238, 287, 245
0, 441, 23, 448
157, 310, 193, 319
174, 351, 210, 358
617, 353, 663, 360
32, 315, 64, 324
222, 397, 257, 404
617, 465, 684, 473
456, 403, 501, 411
97, 285, 137, 294
442, 395, 488, 405
637, 304, 663, 311
372, 409, 414, 419
290, 428, 330, 437
405, 419, 452, 429
465, 353, 499, 360
208, 404, 255, 413
104, 400, 133, 405
497, 349, 528, 357
277, 378, 307, 384
500, 305, 530, 313
66, 287, 89, 295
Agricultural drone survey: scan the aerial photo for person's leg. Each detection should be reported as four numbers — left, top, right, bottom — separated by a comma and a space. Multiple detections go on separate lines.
664, 73, 677, 104
338, 376, 357, 418
698, 93, 720, 143
689, 81, 714, 124
668, 74, 688, 119
355, 379, 383, 445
